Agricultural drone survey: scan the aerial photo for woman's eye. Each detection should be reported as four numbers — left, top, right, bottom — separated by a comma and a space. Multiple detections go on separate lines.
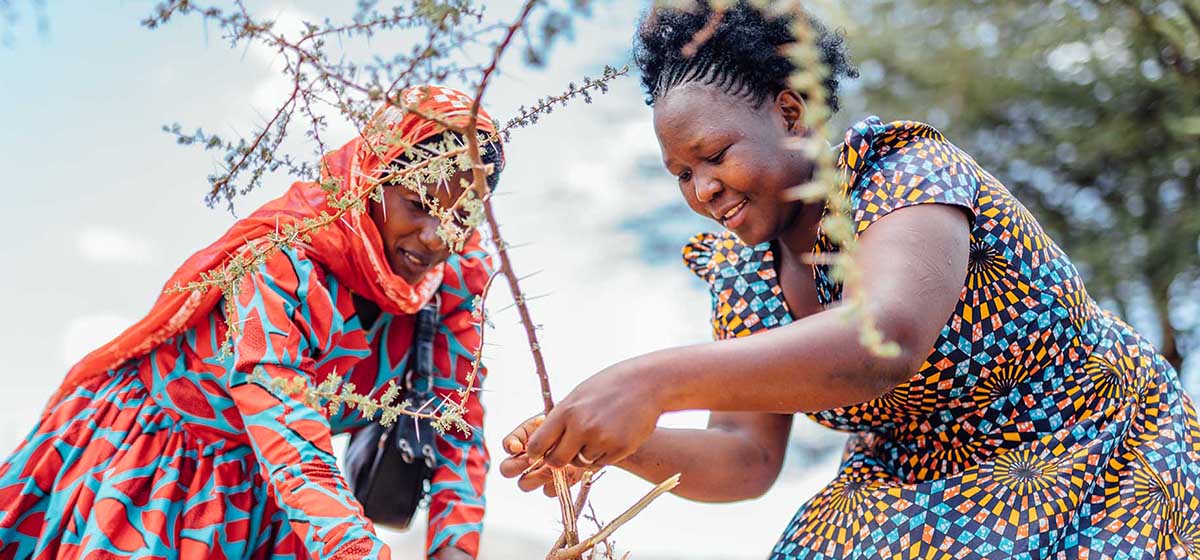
677, 170, 692, 183
706, 147, 728, 164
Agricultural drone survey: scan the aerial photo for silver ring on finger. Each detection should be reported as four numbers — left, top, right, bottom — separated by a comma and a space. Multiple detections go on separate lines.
575, 451, 597, 466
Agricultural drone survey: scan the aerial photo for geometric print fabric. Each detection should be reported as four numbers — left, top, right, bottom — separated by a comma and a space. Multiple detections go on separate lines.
683, 117, 1200, 559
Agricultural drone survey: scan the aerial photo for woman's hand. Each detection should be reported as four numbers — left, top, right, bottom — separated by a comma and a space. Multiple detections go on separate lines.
499, 415, 589, 496
522, 359, 666, 469
431, 546, 473, 560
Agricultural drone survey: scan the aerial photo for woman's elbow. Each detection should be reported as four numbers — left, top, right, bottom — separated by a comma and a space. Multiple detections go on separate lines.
677, 474, 778, 504
676, 455, 783, 503
848, 312, 936, 398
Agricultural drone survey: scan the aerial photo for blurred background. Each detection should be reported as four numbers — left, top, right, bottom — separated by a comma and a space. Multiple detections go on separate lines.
1, 1, 1196, 558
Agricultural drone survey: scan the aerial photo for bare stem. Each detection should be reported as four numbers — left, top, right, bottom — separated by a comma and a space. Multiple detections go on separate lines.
548, 474, 683, 560
552, 470, 597, 551
481, 198, 555, 409
466, 0, 540, 197
208, 80, 301, 202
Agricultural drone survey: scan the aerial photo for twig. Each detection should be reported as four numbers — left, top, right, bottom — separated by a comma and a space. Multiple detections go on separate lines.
466, 0, 541, 197
548, 474, 682, 560
208, 79, 301, 204
552, 470, 597, 550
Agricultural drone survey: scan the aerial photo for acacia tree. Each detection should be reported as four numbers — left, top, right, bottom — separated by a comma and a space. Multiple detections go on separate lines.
142, 1, 676, 557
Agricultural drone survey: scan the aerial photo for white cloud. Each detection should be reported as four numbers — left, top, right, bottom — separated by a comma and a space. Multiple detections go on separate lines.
244, 5, 317, 68
77, 225, 153, 264
60, 314, 133, 368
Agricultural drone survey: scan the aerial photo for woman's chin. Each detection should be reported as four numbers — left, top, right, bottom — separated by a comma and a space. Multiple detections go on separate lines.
726, 225, 767, 246
387, 258, 423, 285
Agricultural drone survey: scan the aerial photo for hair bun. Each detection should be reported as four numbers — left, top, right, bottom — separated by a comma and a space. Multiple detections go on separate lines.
632, 1, 856, 110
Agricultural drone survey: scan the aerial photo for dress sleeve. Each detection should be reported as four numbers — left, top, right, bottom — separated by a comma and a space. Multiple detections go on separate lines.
838, 117, 980, 236
682, 232, 723, 341
225, 247, 390, 560
682, 231, 791, 341
424, 235, 494, 558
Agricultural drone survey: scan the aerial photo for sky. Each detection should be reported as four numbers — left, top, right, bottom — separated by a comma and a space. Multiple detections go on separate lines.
0, 1, 848, 558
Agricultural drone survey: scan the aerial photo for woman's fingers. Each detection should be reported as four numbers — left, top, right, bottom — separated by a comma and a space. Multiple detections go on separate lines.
543, 422, 587, 469
571, 447, 606, 469
518, 463, 574, 493
503, 414, 545, 456
498, 454, 533, 478
538, 465, 586, 497
518, 467, 552, 493
526, 408, 614, 468
505, 459, 589, 495
523, 411, 566, 461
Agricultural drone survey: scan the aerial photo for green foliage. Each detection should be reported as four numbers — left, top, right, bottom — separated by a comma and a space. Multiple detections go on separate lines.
844, 0, 1200, 370
250, 367, 473, 436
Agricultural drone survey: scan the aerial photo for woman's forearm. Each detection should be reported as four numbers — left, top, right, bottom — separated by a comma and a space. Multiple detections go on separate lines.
640, 204, 969, 416
647, 305, 917, 415
616, 426, 783, 503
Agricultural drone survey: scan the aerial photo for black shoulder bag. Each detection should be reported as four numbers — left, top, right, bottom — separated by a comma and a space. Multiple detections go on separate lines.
343, 298, 440, 531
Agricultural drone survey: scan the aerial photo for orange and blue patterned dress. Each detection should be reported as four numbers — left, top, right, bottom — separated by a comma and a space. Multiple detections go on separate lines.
683, 117, 1200, 559
0, 244, 491, 559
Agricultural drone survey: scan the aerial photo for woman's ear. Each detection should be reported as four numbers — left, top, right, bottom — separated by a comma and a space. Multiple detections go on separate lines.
775, 89, 807, 134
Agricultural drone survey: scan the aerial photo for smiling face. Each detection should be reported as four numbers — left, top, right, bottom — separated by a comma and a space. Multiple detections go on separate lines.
368, 169, 474, 285
653, 82, 816, 247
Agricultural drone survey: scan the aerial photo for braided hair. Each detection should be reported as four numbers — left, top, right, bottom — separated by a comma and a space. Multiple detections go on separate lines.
634, 1, 857, 110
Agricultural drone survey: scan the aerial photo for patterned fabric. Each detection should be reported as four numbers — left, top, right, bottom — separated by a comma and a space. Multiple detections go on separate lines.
0, 243, 492, 559
683, 117, 1200, 559
55, 84, 498, 409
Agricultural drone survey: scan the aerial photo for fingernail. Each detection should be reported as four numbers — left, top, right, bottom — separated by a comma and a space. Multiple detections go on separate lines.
521, 456, 545, 475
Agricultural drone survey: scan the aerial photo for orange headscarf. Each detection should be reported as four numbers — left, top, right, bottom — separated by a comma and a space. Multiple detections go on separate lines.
49, 85, 498, 408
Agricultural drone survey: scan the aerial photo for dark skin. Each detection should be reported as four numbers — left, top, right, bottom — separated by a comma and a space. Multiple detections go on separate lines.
367, 169, 476, 560
368, 169, 474, 286
500, 82, 970, 502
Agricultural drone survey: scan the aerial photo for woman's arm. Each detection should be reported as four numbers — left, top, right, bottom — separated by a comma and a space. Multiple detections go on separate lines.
657, 204, 969, 413
622, 412, 792, 502
523, 203, 970, 469
227, 248, 391, 560
424, 241, 493, 559
502, 411, 791, 503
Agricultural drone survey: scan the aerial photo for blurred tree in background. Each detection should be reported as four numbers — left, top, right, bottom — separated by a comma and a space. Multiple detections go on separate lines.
834, 0, 1199, 376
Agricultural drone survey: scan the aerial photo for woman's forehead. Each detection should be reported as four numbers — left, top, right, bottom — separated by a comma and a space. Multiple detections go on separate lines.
427, 169, 474, 206
654, 84, 759, 139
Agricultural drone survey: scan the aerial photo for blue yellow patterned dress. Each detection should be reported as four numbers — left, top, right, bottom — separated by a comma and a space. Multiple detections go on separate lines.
683, 117, 1200, 559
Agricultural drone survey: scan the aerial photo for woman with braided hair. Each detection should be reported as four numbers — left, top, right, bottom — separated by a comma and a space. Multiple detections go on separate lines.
502, 3, 1200, 558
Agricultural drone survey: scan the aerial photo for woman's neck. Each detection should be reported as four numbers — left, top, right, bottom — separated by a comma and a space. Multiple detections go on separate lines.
775, 203, 824, 264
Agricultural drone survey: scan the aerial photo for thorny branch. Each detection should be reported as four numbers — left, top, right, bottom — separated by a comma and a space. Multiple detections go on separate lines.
154, 0, 875, 558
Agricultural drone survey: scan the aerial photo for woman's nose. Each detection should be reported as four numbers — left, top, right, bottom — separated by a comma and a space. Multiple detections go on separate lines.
695, 174, 723, 203
418, 217, 448, 253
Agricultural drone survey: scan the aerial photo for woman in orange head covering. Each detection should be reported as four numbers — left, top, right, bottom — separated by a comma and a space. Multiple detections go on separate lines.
0, 85, 500, 560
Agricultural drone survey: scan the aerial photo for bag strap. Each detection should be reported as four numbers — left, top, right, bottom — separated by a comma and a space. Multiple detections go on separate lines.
405, 294, 440, 394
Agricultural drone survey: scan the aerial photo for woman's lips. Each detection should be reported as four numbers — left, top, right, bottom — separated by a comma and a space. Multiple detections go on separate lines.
397, 248, 431, 268
720, 198, 750, 229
